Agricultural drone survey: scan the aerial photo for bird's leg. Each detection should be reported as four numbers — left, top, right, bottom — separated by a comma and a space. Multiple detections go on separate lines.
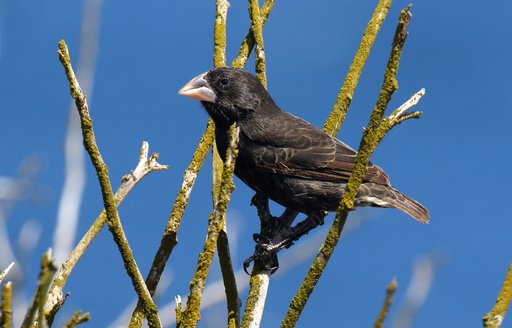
245, 194, 312, 274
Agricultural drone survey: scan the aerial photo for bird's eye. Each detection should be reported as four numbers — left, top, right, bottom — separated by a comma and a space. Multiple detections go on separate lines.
220, 78, 230, 87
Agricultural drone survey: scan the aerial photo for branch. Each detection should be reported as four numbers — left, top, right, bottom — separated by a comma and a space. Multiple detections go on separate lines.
374, 278, 398, 328
247, 0, 267, 87
44, 142, 167, 322
178, 125, 240, 327
57, 40, 161, 328
232, 0, 275, 69
20, 250, 56, 328
483, 262, 512, 328
281, 6, 416, 327
129, 120, 214, 327
1, 281, 13, 328
323, 0, 392, 136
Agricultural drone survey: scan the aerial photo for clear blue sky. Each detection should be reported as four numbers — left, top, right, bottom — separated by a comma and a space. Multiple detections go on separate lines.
1, 1, 511, 327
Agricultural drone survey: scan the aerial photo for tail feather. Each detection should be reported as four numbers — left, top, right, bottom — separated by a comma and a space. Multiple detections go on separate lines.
387, 188, 430, 223
358, 183, 430, 223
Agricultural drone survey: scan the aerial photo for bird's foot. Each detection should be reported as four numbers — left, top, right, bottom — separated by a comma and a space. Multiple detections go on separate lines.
244, 209, 325, 275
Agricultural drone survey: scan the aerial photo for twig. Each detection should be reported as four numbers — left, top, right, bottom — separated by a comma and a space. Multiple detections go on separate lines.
20, 250, 57, 328
129, 121, 214, 327
0, 263, 14, 285
44, 142, 167, 322
232, 0, 275, 69
374, 278, 398, 328
178, 125, 240, 327
281, 6, 416, 327
1, 281, 13, 328
483, 262, 512, 328
57, 40, 161, 328
63, 310, 90, 328
323, 0, 392, 137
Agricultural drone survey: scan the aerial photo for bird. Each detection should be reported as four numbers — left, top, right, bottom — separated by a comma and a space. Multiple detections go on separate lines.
179, 67, 429, 224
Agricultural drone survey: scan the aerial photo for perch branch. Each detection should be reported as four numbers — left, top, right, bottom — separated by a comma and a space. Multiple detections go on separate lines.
483, 262, 512, 328
57, 40, 161, 328
44, 142, 167, 323
374, 278, 398, 328
281, 6, 415, 327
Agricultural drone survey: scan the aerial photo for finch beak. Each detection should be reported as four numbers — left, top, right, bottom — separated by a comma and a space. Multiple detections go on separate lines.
178, 73, 216, 103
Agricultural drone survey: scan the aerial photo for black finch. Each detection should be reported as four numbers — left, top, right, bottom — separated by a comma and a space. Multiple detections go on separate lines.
179, 67, 429, 223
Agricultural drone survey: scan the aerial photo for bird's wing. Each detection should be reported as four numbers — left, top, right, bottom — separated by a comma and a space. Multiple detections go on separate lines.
240, 112, 390, 185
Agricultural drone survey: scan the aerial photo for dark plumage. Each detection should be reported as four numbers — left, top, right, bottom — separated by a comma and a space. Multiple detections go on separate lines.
179, 67, 429, 223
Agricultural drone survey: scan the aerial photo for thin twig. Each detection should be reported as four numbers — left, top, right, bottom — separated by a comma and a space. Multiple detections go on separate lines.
1, 281, 13, 328
323, 0, 392, 137
129, 121, 215, 327
374, 278, 398, 328
57, 40, 161, 328
178, 125, 240, 327
20, 250, 57, 328
44, 142, 167, 323
281, 6, 415, 327
483, 262, 512, 328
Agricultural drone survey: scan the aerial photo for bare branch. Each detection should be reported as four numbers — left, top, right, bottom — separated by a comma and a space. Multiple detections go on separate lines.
0, 263, 14, 285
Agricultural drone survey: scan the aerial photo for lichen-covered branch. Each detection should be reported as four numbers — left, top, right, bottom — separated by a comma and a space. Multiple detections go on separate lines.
20, 250, 56, 328
44, 142, 167, 323
247, 0, 267, 87
213, 0, 230, 67
232, 0, 275, 69
241, 266, 270, 328
281, 6, 416, 327
129, 121, 215, 327
177, 125, 240, 327
374, 278, 398, 328
1, 281, 13, 328
323, 0, 392, 136
57, 40, 161, 328
483, 262, 512, 328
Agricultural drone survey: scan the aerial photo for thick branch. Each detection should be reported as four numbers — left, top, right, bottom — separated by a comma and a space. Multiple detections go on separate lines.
58, 40, 161, 328
45, 142, 167, 322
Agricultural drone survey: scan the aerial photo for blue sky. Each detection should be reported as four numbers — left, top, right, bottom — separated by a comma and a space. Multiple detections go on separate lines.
1, 1, 511, 327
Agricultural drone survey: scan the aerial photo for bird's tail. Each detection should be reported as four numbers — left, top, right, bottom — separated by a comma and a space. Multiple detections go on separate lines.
386, 188, 430, 223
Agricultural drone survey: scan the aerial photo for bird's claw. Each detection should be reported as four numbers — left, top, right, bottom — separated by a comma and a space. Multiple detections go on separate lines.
243, 242, 280, 275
